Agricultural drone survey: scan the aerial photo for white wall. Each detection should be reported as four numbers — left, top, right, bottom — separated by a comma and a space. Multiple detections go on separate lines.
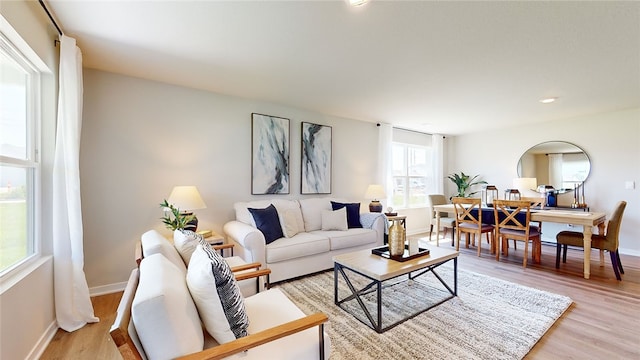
0, 1, 59, 359
448, 108, 640, 255
80, 69, 381, 290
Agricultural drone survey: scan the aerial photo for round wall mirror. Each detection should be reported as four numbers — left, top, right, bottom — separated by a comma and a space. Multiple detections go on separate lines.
517, 141, 591, 192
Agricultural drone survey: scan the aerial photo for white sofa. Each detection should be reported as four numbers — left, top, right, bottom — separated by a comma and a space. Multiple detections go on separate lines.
110, 229, 330, 360
224, 198, 386, 283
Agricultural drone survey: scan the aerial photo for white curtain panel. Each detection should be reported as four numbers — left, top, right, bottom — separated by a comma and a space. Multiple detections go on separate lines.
548, 153, 564, 189
53, 35, 98, 332
377, 123, 393, 206
431, 134, 444, 194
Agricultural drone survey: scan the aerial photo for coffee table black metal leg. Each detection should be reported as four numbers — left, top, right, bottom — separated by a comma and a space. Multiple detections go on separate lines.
454, 257, 458, 296
376, 281, 382, 332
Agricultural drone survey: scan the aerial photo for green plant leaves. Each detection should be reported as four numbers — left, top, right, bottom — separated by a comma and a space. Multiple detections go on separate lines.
447, 172, 487, 198
160, 199, 195, 231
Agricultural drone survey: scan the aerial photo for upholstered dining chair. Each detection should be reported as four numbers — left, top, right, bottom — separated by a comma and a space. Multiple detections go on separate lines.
493, 199, 540, 268
556, 201, 627, 280
452, 197, 494, 256
428, 194, 456, 246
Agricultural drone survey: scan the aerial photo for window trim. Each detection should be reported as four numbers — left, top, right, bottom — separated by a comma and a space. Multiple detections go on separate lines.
0, 19, 44, 283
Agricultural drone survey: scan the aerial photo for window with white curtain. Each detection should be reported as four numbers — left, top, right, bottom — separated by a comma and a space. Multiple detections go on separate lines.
391, 142, 433, 209
0, 32, 41, 276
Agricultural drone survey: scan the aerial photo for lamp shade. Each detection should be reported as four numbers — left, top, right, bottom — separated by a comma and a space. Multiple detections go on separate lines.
513, 178, 537, 192
167, 186, 207, 212
364, 184, 386, 200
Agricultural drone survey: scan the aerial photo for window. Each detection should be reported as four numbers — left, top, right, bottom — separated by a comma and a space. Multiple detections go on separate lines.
391, 143, 433, 209
0, 33, 40, 276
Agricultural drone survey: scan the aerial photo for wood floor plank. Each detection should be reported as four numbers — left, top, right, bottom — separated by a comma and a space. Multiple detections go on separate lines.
39, 238, 640, 359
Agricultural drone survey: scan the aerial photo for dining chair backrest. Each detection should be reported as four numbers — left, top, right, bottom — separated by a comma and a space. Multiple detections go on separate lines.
452, 197, 483, 227
493, 199, 532, 232
428, 194, 449, 218
605, 201, 627, 247
520, 196, 544, 209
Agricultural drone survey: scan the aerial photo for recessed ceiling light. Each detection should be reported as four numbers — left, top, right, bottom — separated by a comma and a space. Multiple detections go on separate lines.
348, 0, 369, 7
539, 97, 558, 104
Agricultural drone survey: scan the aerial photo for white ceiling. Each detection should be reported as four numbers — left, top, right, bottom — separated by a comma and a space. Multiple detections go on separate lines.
46, 0, 640, 135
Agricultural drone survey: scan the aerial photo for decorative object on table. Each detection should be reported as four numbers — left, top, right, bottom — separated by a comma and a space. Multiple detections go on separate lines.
388, 217, 406, 256
251, 113, 290, 195
301, 122, 332, 194
505, 188, 521, 200
447, 172, 487, 199
371, 244, 430, 261
572, 181, 588, 209
164, 185, 207, 231
481, 185, 499, 207
384, 206, 397, 216
364, 184, 386, 212
160, 200, 195, 231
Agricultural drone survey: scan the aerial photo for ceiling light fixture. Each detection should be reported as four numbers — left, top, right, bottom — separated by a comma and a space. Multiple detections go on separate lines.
539, 97, 558, 104
348, 0, 369, 7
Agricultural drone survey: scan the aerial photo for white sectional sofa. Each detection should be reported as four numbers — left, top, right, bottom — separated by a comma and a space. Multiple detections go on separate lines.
223, 197, 387, 283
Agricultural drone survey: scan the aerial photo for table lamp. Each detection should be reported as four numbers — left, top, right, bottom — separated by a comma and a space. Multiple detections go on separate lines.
364, 184, 386, 213
167, 186, 207, 231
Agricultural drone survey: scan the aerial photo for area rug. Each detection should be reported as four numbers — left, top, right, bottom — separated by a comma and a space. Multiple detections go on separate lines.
275, 267, 572, 360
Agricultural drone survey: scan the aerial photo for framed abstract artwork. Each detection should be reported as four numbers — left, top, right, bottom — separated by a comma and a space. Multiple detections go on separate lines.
251, 113, 290, 194
301, 122, 332, 194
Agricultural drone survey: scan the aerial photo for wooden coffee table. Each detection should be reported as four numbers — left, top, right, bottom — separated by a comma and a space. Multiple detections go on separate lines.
333, 246, 459, 333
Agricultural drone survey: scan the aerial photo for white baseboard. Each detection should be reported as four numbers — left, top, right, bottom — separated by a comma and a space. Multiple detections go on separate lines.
26, 320, 58, 360
89, 281, 128, 296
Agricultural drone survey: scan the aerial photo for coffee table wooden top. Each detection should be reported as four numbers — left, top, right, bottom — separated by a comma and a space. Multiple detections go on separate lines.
333, 246, 459, 281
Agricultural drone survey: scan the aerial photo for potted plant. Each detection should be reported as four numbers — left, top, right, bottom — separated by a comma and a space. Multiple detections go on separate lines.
160, 199, 195, 231
447, 172, 487, 198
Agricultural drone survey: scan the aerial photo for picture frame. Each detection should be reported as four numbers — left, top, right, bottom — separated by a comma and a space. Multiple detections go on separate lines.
251, 113, 290, 194
301, 122, 332, 194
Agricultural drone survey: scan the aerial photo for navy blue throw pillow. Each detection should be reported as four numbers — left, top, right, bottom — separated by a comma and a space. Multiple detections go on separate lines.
331, 201, 363, 228
248, 204, 284, 244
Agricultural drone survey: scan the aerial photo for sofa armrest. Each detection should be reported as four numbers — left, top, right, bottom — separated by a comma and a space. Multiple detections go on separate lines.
176, 313, 328, 360
359, 213, 387, 245
223, 221, 267, 267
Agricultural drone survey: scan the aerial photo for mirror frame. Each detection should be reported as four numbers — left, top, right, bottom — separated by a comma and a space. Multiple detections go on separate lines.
517, 141, 591, 193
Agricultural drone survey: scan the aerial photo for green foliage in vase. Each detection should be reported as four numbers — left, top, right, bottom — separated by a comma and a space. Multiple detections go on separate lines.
160, 199, 195, 231
447, 172, 487, 198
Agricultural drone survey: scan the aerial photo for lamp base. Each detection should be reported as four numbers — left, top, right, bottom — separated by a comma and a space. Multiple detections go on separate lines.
369, 200, 383, 213
183, 212, 199, 232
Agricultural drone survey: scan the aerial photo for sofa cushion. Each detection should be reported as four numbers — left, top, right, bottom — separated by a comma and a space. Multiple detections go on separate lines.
321, 207, 348, 231
248, 204, 284, 244
298, 198, 333, 231
187, 245, 248, 344
266, 233, 330, 263
331, 201, 363, 228
314, 228, 379, 251
132, 253, 203, 359
140, 229, 186, 274
173, 229, 202, 266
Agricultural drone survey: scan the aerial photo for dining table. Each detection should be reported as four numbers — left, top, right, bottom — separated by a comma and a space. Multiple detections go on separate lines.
432, 203, 607, 279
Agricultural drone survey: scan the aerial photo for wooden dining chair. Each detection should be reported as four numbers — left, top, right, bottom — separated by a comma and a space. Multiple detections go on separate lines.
493, 199, 540, 267
452, 197, 494, 256
555, 201, 627, 280
505, 196, 544, 250
428, 194, 456, 246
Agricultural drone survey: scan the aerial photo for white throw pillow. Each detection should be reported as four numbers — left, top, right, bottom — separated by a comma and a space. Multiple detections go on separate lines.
186, 245, 248, 344
279, 208, 300, 238
321, 207, 348, 231
173, 229, 201, 266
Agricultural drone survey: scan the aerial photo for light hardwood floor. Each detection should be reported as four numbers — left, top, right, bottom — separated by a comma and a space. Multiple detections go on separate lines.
40, 238, 640, 359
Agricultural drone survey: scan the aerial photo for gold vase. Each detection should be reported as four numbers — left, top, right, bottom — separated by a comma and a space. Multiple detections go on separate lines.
388, 220, 405, 256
